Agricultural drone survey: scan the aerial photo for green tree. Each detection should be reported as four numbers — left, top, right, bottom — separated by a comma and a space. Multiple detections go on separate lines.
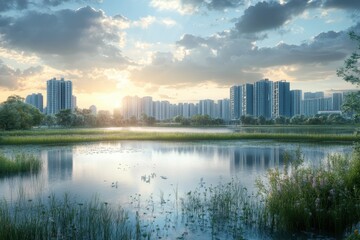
337, 31, 360, 116
0, 95, 43, 130
56, 109, 74, 127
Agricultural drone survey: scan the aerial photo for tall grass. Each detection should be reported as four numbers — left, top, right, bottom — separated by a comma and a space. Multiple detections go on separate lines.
0, 153, 42, 176
0, 194, 133, 240
257, 145, 360, 235
0, 131, 358, 145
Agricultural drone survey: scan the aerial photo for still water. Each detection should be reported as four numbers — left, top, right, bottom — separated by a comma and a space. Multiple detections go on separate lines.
0, 140, 353, 238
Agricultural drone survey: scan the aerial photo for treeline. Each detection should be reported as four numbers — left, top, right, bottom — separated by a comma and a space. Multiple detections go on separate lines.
0, 95, 357, 130
237, 114, 356, 125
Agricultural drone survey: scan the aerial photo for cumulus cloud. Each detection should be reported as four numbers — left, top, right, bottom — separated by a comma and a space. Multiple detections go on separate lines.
0, 60, 43, 89
321, 0, 360, 9
131, 22, 360, 87
150, 0, 245, 14
234, 0, 312, 34
0, 6, 131, 70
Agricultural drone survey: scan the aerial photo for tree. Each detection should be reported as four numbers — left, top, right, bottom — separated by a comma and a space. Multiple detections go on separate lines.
337, 31, 360, 116
0, 95, 43, 130
56, 109, 74, 127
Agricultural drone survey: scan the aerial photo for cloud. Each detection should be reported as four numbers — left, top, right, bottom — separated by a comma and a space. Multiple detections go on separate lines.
0, 0, 27, 12
0, 0, 99, 12
0, 6, 131, 70
150, 0, 245, 14
321, 0, 360, 9
131, 22, 360, 88
133, 16, 157, 29
234, 0, 312, 34
0, 60, 43, 89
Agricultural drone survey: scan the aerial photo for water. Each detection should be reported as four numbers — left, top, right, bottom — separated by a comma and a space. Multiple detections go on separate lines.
0, 140, 353, 239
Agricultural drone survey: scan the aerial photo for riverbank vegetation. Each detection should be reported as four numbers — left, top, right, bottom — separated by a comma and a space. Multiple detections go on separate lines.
0, 153, 42, 176
0, 129, 358, 145
257, 145, 360, 235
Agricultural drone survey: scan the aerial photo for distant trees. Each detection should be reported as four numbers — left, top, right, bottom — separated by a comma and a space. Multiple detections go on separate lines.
0, 95, 43, 130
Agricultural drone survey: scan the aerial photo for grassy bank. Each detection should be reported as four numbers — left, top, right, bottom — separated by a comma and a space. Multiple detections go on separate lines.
0, 129, 358, 145
0, 154, 42, 176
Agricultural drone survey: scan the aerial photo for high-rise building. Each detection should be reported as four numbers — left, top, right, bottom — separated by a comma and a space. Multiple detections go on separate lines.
72, 95, 77, 110
272, 81, 290, 118
290, 90, 302, 116
304, 91, 324, 100
230, 85, 242, 120
199, 99, 215, 118
218, 99, 230, 121
121, 96, 141, 119
141, 96, 153, 117
25, 93, 43, 112
254, 79, 273, 119
46, 78, 72, 115
332, 93, 343, 111
241, 84, 253, 116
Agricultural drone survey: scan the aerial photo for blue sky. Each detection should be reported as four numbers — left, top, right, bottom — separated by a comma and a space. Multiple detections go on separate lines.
0, 0, 359, 110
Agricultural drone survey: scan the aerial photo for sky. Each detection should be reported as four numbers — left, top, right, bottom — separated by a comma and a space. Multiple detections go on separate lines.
0, 0, 359, 111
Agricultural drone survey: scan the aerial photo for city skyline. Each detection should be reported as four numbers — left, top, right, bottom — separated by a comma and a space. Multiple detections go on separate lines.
0, 0, 359, 111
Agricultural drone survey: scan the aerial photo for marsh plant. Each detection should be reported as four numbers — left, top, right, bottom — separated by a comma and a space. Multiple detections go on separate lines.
180, 178, 263, 239
0, 153, 42, 176
0, 194, 133, 240
257, 145, 360, 235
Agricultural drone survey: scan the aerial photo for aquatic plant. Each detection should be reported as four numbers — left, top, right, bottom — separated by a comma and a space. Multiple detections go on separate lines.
0, 153, 42, 176
0, 194, 133, 240
257, 145, 360, 235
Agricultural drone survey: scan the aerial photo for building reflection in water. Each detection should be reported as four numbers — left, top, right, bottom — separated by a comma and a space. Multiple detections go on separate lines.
47, 148, 73, 181
230, 147, 284, 172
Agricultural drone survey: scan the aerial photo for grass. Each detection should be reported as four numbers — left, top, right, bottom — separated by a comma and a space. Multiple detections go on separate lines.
0, 194, 134, 240
0, 129, 358, 145
0, 153, 42, 176
256, 144, 360, 236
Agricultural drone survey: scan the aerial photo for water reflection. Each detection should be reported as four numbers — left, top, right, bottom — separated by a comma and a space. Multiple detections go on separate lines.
47, 149, 73, 181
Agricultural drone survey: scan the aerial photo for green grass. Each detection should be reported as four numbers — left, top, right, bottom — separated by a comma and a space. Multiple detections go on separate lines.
0, 194, 133, 240
0, 153, 42, 176
0, 129, 358, 145
256, 145, 360, 235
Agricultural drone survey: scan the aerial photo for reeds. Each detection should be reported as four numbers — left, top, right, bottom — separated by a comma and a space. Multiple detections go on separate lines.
0, 153, 42, 176
257, 145, 360, 235
0, 194, 133, 240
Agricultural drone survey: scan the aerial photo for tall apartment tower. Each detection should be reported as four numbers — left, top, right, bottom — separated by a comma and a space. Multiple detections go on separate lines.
254, 79, 273, 119
230, 85, 242, 120
290, 90, 302, 116
25, 93, 43, 112
241, 83, 253, 116
332, 93, 343, 111
46, 78, 73, 115
272, 81, 291, 118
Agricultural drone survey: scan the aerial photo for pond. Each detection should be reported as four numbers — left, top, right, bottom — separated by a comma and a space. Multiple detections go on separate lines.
0, 140, 353, 239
